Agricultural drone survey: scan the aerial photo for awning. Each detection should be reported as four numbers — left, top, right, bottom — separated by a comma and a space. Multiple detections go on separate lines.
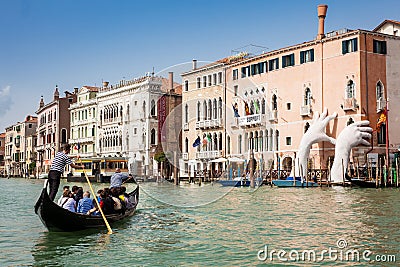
209, 157, 227, 163
228, 157, 245, 163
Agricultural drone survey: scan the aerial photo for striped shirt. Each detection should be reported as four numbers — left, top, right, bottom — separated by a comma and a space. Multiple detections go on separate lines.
50, 152, 73, 172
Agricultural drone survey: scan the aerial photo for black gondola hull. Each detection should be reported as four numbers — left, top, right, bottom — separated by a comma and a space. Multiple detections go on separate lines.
35, 185, 139, 232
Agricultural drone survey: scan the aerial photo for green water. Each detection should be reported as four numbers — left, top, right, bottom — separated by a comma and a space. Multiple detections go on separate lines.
0, 178, 399, 266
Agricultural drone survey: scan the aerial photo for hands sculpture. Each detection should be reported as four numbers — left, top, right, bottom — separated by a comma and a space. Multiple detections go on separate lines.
292, 108, 337, 179
330, 121, 372, 183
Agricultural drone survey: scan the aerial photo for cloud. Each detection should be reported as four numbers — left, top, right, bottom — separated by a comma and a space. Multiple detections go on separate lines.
0, 86, 13, 116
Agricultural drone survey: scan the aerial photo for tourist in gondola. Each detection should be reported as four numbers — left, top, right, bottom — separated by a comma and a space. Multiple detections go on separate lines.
59, 190, 76, 212
77, 191, 94, 214
48, 144, 84, 201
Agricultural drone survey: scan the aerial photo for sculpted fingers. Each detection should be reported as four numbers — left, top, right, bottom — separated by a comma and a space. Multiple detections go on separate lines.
360, 132, 372, 139
359, 139, 371, 146
353, 120, 370, 127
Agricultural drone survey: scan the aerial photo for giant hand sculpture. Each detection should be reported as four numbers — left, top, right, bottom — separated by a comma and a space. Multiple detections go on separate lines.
330, 121, 372, 183
292, 108, 337, 179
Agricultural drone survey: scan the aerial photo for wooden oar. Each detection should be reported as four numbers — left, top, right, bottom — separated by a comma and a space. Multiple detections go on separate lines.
79, 158, 113, 234
122, 175, 137, 185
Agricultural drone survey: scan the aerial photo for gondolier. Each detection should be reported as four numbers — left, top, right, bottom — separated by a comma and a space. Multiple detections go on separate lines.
48, 144, 84, 201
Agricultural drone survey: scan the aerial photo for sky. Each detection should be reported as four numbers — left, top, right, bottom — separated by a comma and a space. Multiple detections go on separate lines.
1, 0, 400, 132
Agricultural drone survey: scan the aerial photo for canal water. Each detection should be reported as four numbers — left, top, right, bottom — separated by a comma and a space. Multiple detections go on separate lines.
0, 178, 399, 266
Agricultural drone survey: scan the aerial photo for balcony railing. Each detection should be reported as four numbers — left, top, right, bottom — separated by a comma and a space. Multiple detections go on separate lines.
238, 114, 264, 127
69, 136, 96, 144
195, 118, 223, 129
268, 110, 278, 122
196, 150, 223, 159
182, 153, 189, 160
300, 105, 312, 117
231, 117, 239, 128
342, 98, 358, 111
377, 98, 386, 113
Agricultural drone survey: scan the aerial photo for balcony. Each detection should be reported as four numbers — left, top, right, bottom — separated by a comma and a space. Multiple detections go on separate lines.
377, 98, 386, 113
69, 136, 96, 144
238, 114, 265, 127
196, 150, 223, 159
183, 123, 189, 131
36, 145, 44, 152
300, 105, 312, 117
195, 118, 223, 129
182, 153, 189, 160
230, 117, 239, 128
342, 98, 358, 111
268, 110, 278, 122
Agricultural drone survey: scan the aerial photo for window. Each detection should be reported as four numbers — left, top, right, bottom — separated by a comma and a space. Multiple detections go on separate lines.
184, 80, 189, 91
134, 128, 137, 134
238, 135, 242, 154
346, 80, 355, 98
300, 49, 314, 64
286, 137, 292, 146
272, 94, 277, 110
203, 76, 207, 87
208, 75, 212, 86
197, 102, 201, 121
227, 136, 231, 154
233, 69, 238, 80
241, 66, 249, 78
61, 129, 67, 144
218, 72, 222, 84
150, 100, 156, 117
373, 40, 387, 54
282, 53, 295, 68
287, 103, 292, 110
185, 104, 189, 123
234, 85, 238, 96
213, 73, 217, 85
197, 77, 201, 89
185, 138, 189, 153
376, 82, 384, 100
269, 58, 279, 71
150, 129, 156, 145
304, 88, 312, 105
342, 38, 358, 54
377, 124, 386, 144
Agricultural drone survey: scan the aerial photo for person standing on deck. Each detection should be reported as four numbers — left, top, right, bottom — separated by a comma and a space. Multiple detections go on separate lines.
48, 144, 84, 201
110, 168, 131, 189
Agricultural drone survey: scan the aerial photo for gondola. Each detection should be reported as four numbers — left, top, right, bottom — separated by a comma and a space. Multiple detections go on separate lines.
34, 180, 139, 232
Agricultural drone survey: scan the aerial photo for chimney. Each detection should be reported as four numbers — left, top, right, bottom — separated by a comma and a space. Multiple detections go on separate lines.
317, 4, 328, 40
192, 59, 197, 70
103, 81, 109, 88
53, 85, 60, 100
74, 87, 79, 94
169, 72, 174, 92
39, 96, 44, 109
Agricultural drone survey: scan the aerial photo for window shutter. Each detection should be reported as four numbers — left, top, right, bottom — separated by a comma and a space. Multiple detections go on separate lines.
373, 40, 378, 53
342, 41, 348, 54
300, 51, 304, 64
276, 58, 279, 69
383, 41, 387, 54
311, 49, 314, 61
353, 38, 358, 52
290, 54, 294, 66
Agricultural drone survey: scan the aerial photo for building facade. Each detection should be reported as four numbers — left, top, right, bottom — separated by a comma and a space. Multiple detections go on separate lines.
3, 116, 37, 177
35, 86, 77, 176
181, 7, 400, 176
0, 132, 5, 176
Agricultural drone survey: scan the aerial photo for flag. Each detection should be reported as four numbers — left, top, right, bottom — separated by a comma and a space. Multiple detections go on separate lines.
207, 133, 212, 142
376, 109, 387, 132
74, 143, 81, 150
244, 101, 251, 116
192, 136, 201, 147
232, 103, 240, 117
202, 137, 208, 146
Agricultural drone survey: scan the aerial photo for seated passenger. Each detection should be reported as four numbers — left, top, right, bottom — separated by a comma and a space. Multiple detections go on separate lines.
60, 190, 76, 212
77, 191, 94, 214
57, 185, 70, 205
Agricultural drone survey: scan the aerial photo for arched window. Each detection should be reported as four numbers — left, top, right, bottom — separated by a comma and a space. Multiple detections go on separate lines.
218, 97, 223, 118
185, 137, 189, 153
275, 130, 280, 151
346, 80, 355, 99
213, 133, 218, 151
219, 133, 223, 151
261, 98, 266, 114
259, 130, 263, 152
269, 129, 273, 151
203, 100, 207, 120
249, 132, 253, 150
213, 99, 217, 119
143, 101, 146, 118
254, 131, 259, 152
208, 99, 212, 120
197, 102, 201, 121
238, 135, 242, 154
150, 129, 156, 145
61, 129, 67, 144
227, 135, 231, 154
185, 104, 189, 123
376, 81, 384, 100
272, 94, 277, 110
304, 88, 312, 106
150, 99, 156, 116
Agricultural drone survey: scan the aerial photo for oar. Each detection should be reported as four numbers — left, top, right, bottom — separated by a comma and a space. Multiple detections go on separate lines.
78, 157, 113, 234
122, 175, 137, 185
